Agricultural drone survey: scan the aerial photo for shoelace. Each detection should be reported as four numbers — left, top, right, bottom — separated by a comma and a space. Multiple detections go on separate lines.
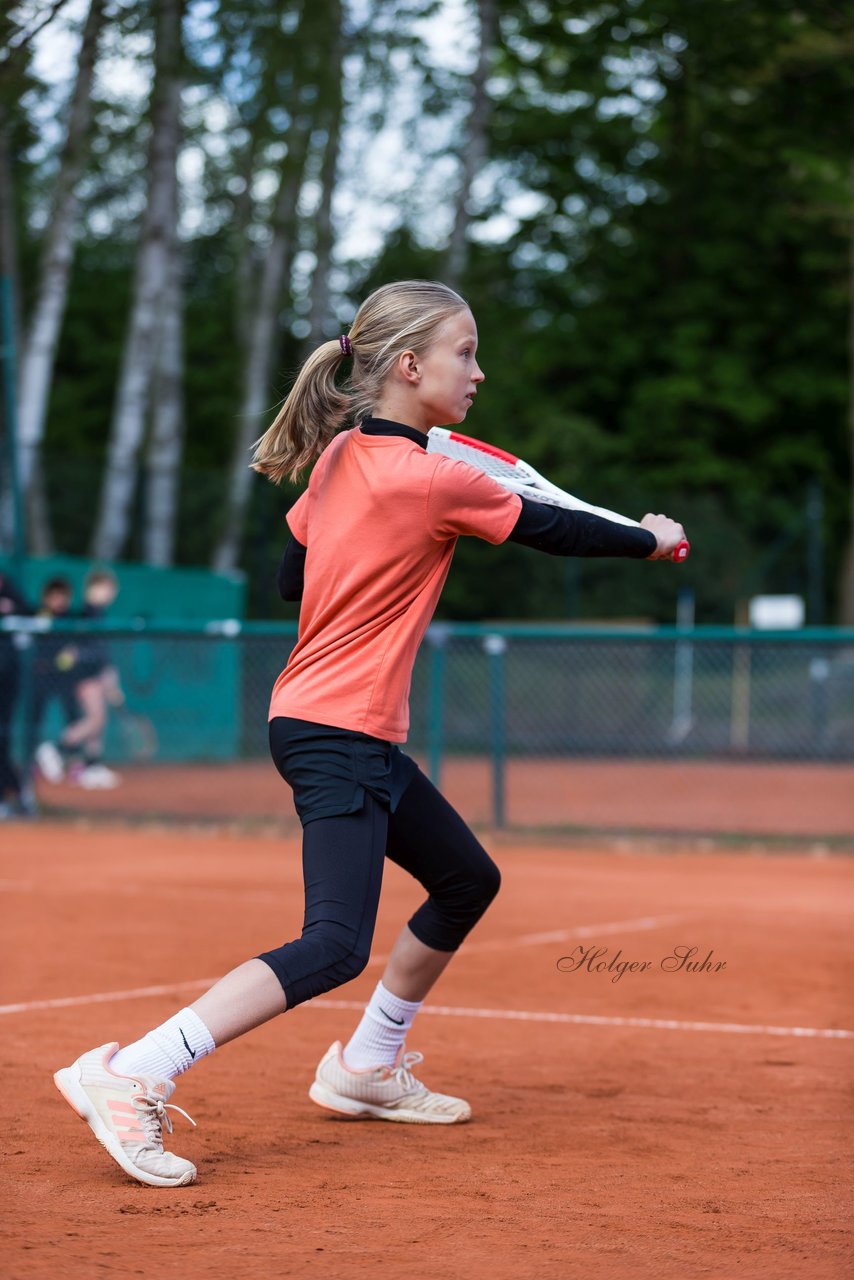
133, 1093, 197, 1147
389, 1050, 425, 1093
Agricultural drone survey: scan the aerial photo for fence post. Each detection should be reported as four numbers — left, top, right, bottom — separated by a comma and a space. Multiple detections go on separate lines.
808, 655, 830, 754
0, 274, 26, 571
5, 615, 47, 788
425, 624, 448, 787
668, 588, 695, 745
483, 633, 507, 828
806, 480, 825, 625
730, 606, 751, 752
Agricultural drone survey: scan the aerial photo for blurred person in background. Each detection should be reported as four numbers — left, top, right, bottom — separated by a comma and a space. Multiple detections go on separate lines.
28, 576, 79, 784
33, 569, 125, 790
0, 570, 35, 819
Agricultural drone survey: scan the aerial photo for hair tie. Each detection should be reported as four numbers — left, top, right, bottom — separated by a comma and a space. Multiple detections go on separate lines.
338, 334, 353, 357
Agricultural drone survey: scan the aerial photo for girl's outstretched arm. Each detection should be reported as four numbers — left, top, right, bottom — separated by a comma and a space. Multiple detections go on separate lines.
507, 497, 657, 558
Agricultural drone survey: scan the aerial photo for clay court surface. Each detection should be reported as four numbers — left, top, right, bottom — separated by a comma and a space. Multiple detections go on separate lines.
28, 755, 854, 840
2, 761, 852, 1279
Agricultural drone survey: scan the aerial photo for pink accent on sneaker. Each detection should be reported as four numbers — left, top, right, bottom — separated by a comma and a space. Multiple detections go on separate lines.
107, 1098, 145, 1139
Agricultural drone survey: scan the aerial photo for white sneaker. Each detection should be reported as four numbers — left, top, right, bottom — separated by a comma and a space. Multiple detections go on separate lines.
309, 1041, 471, 1124
35, 741, 64, 783
54, 1043, 197, 1187
76, 764, 121, 790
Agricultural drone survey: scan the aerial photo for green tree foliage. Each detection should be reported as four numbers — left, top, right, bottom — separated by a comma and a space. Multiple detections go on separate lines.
443, 0, 851, 621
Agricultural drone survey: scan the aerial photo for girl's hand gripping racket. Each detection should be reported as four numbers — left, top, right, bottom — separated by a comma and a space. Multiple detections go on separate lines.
427, 428, 690, 563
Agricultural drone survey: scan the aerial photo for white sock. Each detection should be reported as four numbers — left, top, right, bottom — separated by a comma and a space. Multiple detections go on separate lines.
109, 1008, 216, 1082
343, 981, 423, 1070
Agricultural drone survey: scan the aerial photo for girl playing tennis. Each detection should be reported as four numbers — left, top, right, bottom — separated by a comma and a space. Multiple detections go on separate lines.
54, 280, 687, 1187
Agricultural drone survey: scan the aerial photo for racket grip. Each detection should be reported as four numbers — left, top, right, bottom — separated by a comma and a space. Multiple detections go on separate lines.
671, 540, 690, 564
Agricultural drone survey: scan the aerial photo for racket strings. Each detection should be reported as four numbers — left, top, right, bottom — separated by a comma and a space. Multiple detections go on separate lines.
427, 438, 522, 483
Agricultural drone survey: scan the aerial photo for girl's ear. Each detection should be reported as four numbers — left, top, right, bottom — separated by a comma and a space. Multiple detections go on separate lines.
397, 350, 421, 385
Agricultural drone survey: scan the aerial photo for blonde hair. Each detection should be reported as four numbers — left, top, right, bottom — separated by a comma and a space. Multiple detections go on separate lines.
85, 567, 118, 589
251, 280, 468, 484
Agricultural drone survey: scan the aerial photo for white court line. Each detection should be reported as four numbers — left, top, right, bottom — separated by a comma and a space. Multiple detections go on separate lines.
312, 1000, 854, 1041
3, 911, 850, 1039
0, 980, 220, 1016
0, 914, 681, 1015
2, 984, 848, 1041
363, 912, 685, 968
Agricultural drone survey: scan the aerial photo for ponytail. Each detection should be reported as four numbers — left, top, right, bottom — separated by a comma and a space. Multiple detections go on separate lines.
252, 280, 468, 486
251, 341, 349, 485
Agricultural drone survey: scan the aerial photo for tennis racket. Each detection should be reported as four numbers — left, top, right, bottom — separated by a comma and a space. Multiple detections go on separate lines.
427, 428, 690, 563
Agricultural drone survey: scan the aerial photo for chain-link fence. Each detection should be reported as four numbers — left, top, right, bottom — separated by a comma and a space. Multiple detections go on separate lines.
412, 624, 854, 757
2, 618, 853, 826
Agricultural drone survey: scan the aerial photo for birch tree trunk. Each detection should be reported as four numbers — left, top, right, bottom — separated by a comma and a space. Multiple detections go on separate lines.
211, 113, 313, 573
16, 0, 105, 501
90, 0, 183, 561
232, 133, 261, 353
142, 210, 184, 565
445, 0, 496, 289
307, 2, 345, 350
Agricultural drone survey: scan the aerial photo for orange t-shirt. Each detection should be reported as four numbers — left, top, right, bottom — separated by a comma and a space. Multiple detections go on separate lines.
269, 426, 521, 741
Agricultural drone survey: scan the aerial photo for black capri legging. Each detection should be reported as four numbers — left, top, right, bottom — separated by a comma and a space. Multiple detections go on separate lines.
257, 764, 501, 1010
